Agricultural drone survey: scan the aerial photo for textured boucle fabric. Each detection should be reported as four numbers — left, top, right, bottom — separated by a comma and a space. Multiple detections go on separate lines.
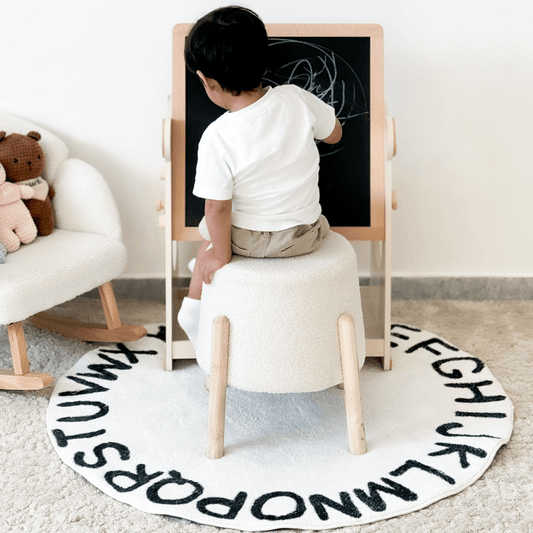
0, 229, 126, 324
53, 158, 122, 241
196, 231, 366, 393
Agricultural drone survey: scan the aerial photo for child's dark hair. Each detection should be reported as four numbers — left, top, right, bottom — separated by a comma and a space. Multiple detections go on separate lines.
185, 6, 268, 95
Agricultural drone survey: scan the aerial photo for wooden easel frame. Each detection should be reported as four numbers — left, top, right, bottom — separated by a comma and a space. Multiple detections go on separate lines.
171, 23, 385, 242
162, 23, 395, 370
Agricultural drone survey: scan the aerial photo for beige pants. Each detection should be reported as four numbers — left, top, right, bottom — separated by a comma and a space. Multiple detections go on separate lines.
199, 214, 330, 258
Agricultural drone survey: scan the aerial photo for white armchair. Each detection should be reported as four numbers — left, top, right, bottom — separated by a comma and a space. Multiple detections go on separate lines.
0, 112, 146, 390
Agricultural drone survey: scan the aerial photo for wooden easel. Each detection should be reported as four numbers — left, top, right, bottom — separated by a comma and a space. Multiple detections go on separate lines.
159, 24, 397, 371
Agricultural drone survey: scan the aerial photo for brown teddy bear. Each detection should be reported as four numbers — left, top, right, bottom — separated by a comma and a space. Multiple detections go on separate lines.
0, 131, 55, 236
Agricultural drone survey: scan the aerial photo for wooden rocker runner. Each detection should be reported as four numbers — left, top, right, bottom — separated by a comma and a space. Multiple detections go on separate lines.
28, 282, 146, 344
2, 285, 147, 392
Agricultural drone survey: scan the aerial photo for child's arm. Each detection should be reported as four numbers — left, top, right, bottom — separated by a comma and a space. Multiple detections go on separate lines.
320, 118, 343, 145
201, 199, 233, 284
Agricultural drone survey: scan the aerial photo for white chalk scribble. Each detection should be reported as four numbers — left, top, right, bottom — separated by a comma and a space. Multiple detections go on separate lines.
264, 39, 368, 157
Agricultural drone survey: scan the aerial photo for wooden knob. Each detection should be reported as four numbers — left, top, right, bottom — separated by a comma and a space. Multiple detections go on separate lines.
162, 105, 171, 161
159, 215, 166, 228
156, 199, 165, 212
386, 116, 397, 160
162, 119, 166, 159
160, 166, 167, 181
392, 118, 397, 157
392, 190, 398, 211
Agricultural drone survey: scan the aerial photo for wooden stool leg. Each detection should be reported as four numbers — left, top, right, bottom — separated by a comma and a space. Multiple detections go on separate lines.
207, 316, 230, 459
338, 314, 367, 455
99, 281, 122, 330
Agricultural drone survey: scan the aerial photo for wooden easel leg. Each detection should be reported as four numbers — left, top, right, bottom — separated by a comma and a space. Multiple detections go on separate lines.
99, 281, 122, 330
0, 322, 54, 390
338, 314, 367, 455
207, 316, 229, 460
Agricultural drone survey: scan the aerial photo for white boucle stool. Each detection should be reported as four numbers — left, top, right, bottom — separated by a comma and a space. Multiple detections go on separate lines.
196, 231, 367, 459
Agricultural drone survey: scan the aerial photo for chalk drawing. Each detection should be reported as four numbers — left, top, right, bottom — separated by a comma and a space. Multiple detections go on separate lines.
264, 39, 369, 156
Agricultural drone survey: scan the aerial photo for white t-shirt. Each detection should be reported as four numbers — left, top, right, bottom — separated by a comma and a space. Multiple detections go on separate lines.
192, 84, 336, 231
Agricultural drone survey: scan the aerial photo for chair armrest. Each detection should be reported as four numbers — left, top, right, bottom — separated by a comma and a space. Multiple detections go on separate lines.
52, 158, 123, 241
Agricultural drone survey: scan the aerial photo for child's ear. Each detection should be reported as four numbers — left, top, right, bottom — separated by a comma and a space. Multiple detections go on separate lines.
196, 71, 208, 88
197, 71, 222, 92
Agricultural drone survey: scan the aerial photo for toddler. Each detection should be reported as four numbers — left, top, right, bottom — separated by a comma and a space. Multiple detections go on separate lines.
178, 5, 343, 347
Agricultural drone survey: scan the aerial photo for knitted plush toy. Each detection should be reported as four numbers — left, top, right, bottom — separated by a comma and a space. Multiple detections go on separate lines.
0, 131, 55, 236
0, 162, 37, 252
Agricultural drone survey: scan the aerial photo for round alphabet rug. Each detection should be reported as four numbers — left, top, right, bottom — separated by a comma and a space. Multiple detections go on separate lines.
47, 324, 513, 530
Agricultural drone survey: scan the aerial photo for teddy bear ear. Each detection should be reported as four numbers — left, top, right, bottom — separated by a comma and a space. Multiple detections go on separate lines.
27, 131, 42, 141
0, 132, 6, 142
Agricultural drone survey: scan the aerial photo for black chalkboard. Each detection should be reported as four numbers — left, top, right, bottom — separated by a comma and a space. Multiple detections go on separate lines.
185, 36, 371, 229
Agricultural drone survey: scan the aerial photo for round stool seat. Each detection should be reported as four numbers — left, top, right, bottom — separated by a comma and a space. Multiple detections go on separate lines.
196, 231, 365, 393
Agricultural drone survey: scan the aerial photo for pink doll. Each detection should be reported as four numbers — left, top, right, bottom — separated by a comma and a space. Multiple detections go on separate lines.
0, 162, 37, 252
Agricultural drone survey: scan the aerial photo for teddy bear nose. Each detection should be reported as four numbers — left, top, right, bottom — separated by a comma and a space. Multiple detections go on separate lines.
27, 161, 32, 167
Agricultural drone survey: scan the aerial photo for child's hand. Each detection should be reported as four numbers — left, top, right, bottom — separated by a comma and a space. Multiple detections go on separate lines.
200, 246, 230, 284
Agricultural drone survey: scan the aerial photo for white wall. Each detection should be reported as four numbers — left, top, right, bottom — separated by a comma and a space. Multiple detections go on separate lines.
2, 0, 532, 278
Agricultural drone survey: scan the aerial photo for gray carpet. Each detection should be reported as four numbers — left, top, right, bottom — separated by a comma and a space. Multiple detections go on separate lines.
1, 298, 531, 532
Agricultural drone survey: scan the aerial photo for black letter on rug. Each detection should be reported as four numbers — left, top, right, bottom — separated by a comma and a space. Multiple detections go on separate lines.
251, 492, 306, 521
59, 376, 109, 397
197, 492, 248, 519
76, 353, 134, 382
406, 338, 459, 356
429, 442, 488, 469
74, 442, 131, 469
353, 478, 417, 512
146, 326, 166, 342
389, 459, 455, 485
455, 411, 507, 419
432, 357, 484, 379
445, 381, 506, 403
105, 464, 163, 493
51, 428, 106, 448
390, 325, 421, 347
146, 471, 203, 505
436, 422, 498, 439
56, 401, 109, 423
309, 492, 361, 521
99, 343, 157, 365
391, 324, 421, 340
391, 324, 421, 334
